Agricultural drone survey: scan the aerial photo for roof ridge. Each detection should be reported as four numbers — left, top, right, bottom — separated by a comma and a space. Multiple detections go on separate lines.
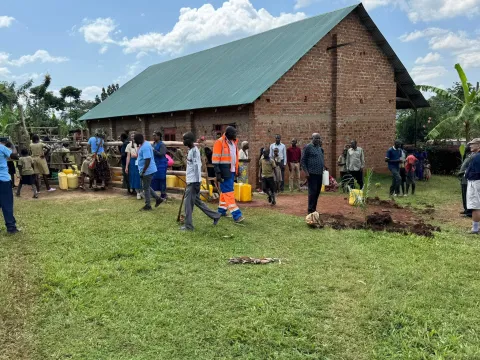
147, 3, 359, 70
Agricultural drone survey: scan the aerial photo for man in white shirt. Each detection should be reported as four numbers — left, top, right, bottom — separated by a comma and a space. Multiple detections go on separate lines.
270, 135, 287, 191
180, 132, 221, 231
346, 140, 365, 189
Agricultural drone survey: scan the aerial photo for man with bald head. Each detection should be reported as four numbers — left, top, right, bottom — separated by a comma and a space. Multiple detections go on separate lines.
301, 133, 325, 214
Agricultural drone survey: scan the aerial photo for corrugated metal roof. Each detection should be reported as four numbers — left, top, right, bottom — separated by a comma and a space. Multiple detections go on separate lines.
80, 4, 357, 121
80, 3, 427, 121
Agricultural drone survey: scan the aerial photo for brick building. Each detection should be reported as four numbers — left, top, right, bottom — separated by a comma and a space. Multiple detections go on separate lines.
80, 3, 428, 183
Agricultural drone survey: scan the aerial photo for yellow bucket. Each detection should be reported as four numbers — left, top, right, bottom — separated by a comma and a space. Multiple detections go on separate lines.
239, 183, 252, 202
166, 175, 177, 188
200, 184, 213, 201
62, 169, 73, 175
67, 174, 78, 189
349, 189, 364, 206
58, 172, 68, 190
176, 176, 186, 189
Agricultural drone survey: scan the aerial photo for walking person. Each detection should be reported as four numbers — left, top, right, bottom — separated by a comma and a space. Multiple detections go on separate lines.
0, 139, 19, 234
287, 139, 301, 192
465, 138, 480, 234
152, 131, 168, 201
270, 135, 287, 192
301, 133, 325, 215
386, 140, 403, 197
134, 134, 163, 211
346, 140, 365, 189
125, 133, 143, 199
259, 149, 277, 205
405, 150, 418, 196
120, 133, 132, 194
180, 132, 221, 231
212, 126, 244, 223
30, 134, 56, 193
16, 149, 38, 199
459, 145, 473, 217
399, 144, 407, 196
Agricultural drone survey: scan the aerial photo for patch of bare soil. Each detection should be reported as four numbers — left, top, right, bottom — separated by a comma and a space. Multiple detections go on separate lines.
244, 193, 440, 237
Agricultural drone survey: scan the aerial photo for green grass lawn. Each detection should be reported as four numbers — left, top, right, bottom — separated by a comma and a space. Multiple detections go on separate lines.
1, 176, 480, 359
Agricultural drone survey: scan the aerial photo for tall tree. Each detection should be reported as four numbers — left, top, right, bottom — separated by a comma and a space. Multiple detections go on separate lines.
417, 64, 480, 142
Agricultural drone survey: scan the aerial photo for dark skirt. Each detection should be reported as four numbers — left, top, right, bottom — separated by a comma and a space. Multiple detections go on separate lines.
151, 178, 167, 193
20, 174, 34, 185
94, 156, 111, 182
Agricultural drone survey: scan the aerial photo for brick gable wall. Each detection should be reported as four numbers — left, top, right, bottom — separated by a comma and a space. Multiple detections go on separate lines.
248, 10, 396, 185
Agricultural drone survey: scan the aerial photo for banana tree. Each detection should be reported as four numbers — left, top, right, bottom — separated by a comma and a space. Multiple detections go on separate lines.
0, 80, 33, 138
417, 63, 480, 142
0, 108, 18, 137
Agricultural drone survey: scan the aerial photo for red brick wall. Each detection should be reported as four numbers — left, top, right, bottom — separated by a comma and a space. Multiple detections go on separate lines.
334, 12, 396, 175
248, 10, 396, 184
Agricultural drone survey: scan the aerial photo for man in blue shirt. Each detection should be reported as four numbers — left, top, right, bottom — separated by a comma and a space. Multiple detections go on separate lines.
134, 134, 163, 211
385, 140, 403, 197
465, 138, 480, 234
0, 138, 19, 234
87, 133, 105, 154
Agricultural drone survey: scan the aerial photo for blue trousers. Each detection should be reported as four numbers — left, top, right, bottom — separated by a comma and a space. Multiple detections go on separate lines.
0, 180, 17, 232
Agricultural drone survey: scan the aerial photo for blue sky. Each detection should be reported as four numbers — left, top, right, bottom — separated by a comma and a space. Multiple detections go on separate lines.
1, 0, 479, 100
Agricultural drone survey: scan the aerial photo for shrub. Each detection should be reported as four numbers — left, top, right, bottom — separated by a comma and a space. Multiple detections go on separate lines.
424, 145, 462, 175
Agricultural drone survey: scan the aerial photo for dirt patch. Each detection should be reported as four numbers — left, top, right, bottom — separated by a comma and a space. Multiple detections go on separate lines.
245, 193, 440, 237
316, 212, 440, 238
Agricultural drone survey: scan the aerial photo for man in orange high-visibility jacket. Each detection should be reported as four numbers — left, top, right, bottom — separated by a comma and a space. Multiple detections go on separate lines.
212, 126, 244, 223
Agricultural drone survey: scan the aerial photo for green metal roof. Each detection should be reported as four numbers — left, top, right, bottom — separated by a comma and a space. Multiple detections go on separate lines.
80, 3, 427, 121
80, 4, 357, 121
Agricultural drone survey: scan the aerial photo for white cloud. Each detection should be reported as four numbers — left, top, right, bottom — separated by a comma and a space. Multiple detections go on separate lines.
294, 0, 320, 9
429, 31, 479, 50
410, 65, 447, 84
8, 50, 69, 67
0, 50, 68, 68
457, 51, 480, 69
0, 16, 15, 28
11, 72, 40, 82
415, 52, 441, 64
399, 28, 448, 42
81, 86, 102, 101
120, 0, 306, 55
79, 17, 117, 44
136, 51, 148, 59
114, 61, 142, 84
0, 67, 10, 77
99, 45, 109, 54
363, 0, 480, 22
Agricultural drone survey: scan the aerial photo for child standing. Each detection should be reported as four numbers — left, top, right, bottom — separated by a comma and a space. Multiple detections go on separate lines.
259, 149, 277, 205
273, 148, 282, 194
405, 151, 418, 195
180, 132, 221, 231
16, 149, 38, 198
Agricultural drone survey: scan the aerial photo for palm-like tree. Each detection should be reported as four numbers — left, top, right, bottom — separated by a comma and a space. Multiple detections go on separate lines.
417, 63, 480, 142
0, 79, 34, 137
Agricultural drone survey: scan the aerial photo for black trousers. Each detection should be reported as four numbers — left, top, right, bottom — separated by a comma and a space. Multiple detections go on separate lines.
350, 170, 364, 189
400, 168, 407, 195
262, 177, 276, 197
307, 174, 322, 214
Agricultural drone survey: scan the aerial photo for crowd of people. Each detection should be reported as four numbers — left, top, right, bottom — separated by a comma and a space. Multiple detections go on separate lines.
1, 127, 439, 235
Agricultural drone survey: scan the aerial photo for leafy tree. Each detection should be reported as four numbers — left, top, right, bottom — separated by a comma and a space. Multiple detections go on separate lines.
96, 83, 120, 105
60, 86, 82, 102
0, 79, 34, 137
101, 87, 108, 102
417, 64, 480, 142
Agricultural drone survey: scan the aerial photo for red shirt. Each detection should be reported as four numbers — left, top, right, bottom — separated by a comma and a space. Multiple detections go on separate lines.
405, 155, 417, 172
287, 146, 302, 164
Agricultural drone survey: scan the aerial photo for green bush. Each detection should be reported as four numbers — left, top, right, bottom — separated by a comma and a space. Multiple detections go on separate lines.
424, 145, 462, 175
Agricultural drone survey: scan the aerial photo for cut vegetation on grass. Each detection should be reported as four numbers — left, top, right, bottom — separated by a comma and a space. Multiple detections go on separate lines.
1, 176, 479, 359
